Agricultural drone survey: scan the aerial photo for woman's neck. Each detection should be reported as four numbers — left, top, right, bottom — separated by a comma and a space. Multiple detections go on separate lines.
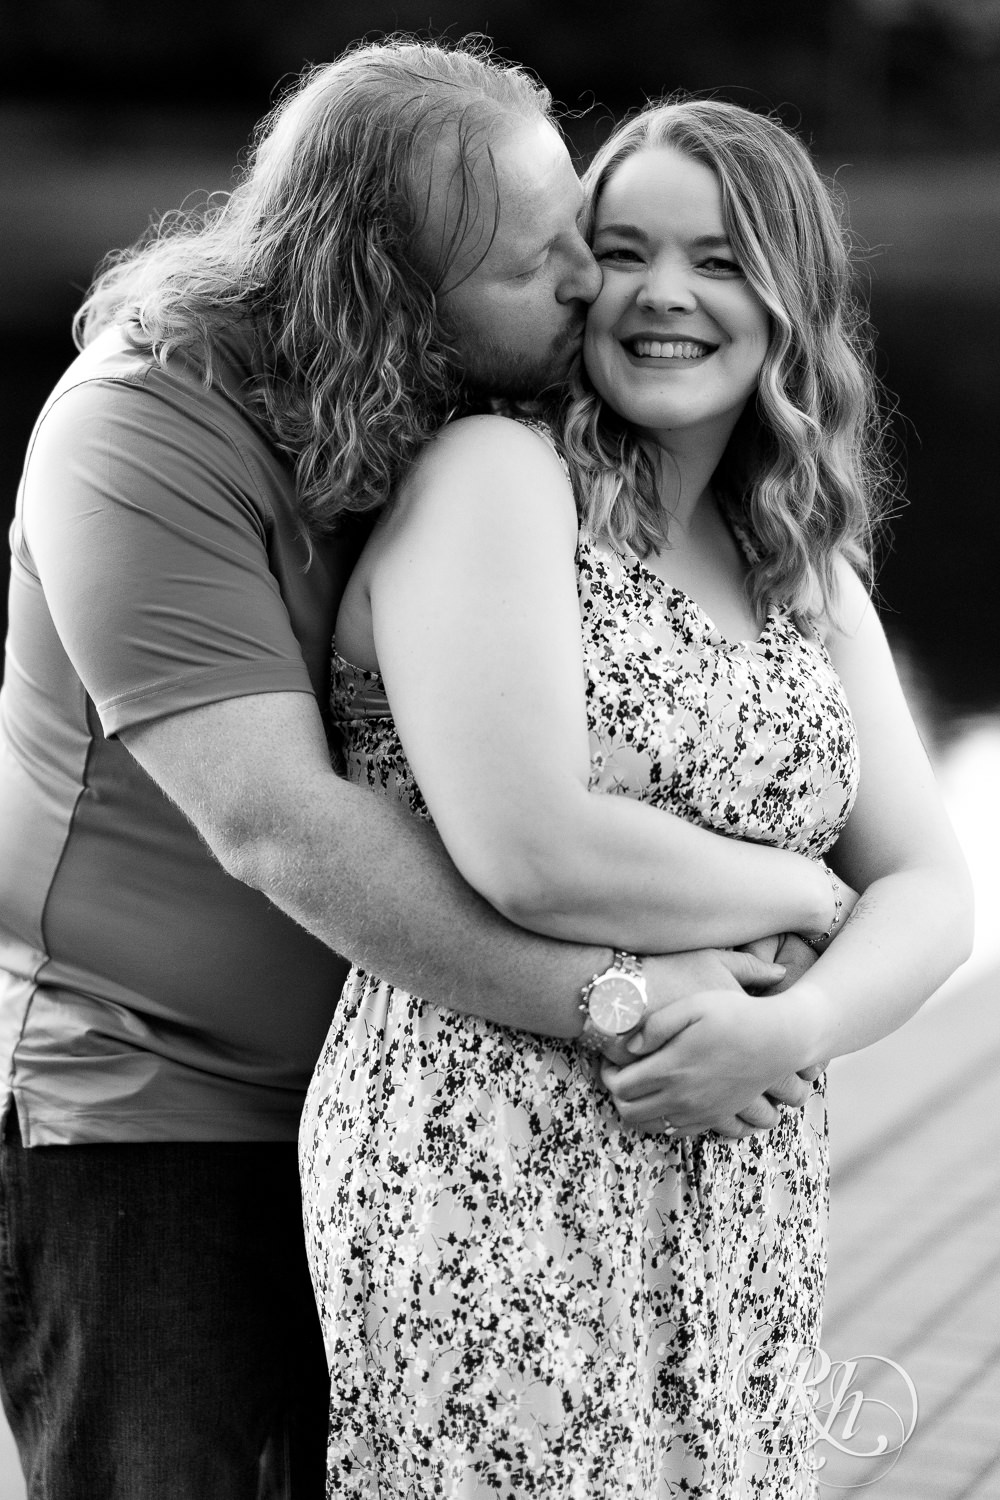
647, 438, 724, 535
640, 402, 744, 532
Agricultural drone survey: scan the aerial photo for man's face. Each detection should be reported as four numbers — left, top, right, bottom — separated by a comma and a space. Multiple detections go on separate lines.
423, 119, 602, 400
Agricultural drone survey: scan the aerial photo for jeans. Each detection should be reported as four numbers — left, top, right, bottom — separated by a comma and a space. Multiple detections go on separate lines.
0, 1105, 329, 1498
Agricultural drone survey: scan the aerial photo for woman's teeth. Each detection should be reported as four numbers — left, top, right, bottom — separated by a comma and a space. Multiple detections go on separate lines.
632, 340, 710, 359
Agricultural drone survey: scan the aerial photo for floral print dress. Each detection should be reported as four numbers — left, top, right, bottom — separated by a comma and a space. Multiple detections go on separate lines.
299, 499, 860, 1499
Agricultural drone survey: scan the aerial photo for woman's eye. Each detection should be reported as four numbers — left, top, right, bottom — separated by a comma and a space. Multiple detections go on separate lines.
594, 246, 642, 265
701, 256, 743, 276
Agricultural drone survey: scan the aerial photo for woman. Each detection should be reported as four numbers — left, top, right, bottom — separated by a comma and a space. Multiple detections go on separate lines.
300, 99, 971, 1496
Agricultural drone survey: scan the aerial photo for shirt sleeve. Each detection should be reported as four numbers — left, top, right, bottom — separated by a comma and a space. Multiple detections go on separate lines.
17, 370, 316, 735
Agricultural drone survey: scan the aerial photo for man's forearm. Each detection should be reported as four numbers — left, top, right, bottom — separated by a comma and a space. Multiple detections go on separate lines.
122, 691, 609, 1038
223, 769, 611, 1038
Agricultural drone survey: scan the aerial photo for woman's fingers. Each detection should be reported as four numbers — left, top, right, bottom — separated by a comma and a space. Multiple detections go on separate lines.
621, 998, 699, 1060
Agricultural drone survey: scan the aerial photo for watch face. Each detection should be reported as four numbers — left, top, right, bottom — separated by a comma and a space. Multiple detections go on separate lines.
588, 975, 646, 1036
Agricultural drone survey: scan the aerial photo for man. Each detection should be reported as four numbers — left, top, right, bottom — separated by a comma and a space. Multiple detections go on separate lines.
0, 37, 806, 1498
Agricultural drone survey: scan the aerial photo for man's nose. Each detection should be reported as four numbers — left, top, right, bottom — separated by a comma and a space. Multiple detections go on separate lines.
558, 239, 602, 305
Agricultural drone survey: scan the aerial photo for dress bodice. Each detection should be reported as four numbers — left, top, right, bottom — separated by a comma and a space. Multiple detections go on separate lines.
329, 529, 859, 860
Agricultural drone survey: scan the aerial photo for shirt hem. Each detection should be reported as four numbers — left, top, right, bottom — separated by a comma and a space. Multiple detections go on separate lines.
98, 662, 317, 737
6, 1092, 306, 1147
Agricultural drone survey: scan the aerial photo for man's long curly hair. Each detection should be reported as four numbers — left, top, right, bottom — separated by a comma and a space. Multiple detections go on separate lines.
561, 98, 895, 628
75, 37, 553, 534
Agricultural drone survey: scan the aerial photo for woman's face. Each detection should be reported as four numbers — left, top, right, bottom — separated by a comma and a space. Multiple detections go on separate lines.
583, 145, 770, 453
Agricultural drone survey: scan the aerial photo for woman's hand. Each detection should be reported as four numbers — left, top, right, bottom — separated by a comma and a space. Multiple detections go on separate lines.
744, 932, 831, 1083
768, 932, 829, 1081
600, 986, 820, 1138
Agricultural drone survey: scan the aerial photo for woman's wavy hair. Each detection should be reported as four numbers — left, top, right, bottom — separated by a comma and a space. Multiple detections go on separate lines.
561, 97, 894, 626
75, 36, 553, 534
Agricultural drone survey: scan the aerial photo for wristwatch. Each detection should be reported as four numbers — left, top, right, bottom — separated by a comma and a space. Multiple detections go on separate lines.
577, 950, 648, 1054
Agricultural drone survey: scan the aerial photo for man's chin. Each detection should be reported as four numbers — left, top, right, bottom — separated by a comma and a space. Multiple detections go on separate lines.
447, 329, 583, 403
462, 355, 578, 405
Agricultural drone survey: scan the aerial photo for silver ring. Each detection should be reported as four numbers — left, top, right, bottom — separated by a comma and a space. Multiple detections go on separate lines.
660, 1120, 676, 1135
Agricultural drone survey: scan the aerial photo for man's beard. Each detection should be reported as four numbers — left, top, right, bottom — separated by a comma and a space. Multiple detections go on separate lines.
447, 323, 584, 404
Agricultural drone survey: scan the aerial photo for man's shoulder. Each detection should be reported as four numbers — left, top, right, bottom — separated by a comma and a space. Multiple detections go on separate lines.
12, 325, 315, 576
31, 324, 291, 499
45, 325, 248, 426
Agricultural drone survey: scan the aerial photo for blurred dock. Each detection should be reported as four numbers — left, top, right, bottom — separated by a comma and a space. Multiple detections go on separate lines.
815, 959, 1000, 1495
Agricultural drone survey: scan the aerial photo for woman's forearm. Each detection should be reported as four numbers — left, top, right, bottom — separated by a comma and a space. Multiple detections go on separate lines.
781, 865, 974, 1067
466, 783, 839, 954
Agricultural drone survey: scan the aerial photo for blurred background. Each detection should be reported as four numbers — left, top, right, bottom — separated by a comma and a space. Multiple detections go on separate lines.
1, 1, 999, 1495
2, 0, 999, 716
5, 0, 998, 942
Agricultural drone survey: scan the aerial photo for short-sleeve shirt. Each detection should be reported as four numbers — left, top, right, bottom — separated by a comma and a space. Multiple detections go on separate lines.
0, 324, 352, 1144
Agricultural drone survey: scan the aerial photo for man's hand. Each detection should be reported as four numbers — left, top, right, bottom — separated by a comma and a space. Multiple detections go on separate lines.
595, 946, 804, 1139
595, 947, 785, 1069
601, 978, 818, 1139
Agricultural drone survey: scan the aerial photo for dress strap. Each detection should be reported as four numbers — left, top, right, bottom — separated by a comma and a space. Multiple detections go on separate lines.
513, 416, 573, 484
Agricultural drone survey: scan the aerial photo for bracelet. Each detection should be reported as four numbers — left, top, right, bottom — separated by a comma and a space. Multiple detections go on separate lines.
804, 863, 844, 950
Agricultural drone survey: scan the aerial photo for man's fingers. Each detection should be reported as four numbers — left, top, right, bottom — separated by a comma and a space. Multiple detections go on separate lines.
734, 1096, 781, 1130
771, 933, 818, 990
717, 949, 785, 991
764, 1071, 811, 1109
739, 935, 782, 965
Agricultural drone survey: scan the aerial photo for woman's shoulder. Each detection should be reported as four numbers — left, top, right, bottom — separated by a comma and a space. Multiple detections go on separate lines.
817, 553, 876, 648
383, 412, 575, 531
414, 411, 568, 474
358, 413, 576, 573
